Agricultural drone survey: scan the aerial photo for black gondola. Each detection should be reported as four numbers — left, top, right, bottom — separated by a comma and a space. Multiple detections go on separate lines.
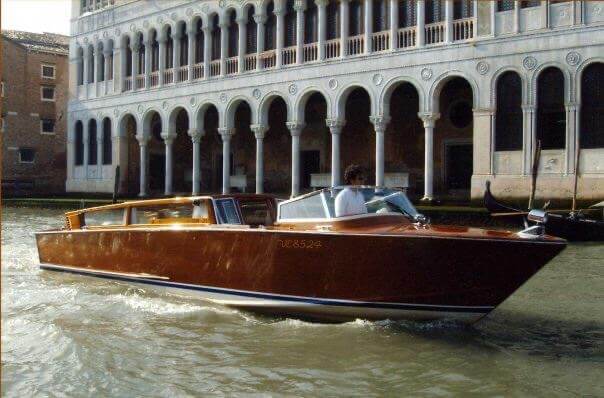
484, 181, 604, 242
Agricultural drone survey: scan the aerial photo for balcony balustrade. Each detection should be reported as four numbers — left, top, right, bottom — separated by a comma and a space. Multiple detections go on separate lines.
150, 71, 159, 87
124, 76, 133, 91
453, 18, 475, 41
176, 65, 188, 82
303, 43, 318, 63
192, 63, 204, 80
259, 50, 276, 69
135, 74, 145, 89
425, 22, 445, 45
244, 54, 257, 71
226, 57, 238, 75
164, 68, 174, 84
324, 39, 340, 59
371, 31, 390, 52
210, 60, 221, 77
398, 26, 416, 48
282, 46, 297, 65
347, 34, 364, 56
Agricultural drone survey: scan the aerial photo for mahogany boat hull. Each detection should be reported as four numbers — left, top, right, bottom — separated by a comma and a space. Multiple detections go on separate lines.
36, 225, 565, 323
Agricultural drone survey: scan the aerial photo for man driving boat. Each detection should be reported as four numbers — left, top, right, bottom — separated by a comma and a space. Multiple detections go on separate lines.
335, 164, 368, 217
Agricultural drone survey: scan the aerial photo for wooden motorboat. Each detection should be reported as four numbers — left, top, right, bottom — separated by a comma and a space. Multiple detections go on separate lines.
484, 181, 604, 242
36, 187, 566, 323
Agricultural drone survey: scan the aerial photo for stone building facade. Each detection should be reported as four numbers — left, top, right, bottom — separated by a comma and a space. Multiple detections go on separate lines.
1, 31, 69, 195
68, 0, 603, 203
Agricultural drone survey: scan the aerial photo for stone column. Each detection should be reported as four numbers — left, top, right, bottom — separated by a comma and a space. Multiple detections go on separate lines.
542, 0, 549, 29
66, 124, 75, 181
419, 113, 440, 201
219, 128, 233, 194
251, 124, 268, 194
237, 17, 247, 73
390, 0, 398, 50
173, 31, 182, 77
364, 0, 373, 54
317, 0, 328, 60
370, 116, 390, 187
286, 122, 305, 197
158, 36, 167, 86
144, 38, 152, 88
340, 0, 349, 58
326, 119, 344, 186
220, 21, 228, 76
93, 46, 101, 84
203, 26, 212, 79
136, 134, 149, 197
255, 13, 267, 70
161, 133, 176, 196
522, 104, 536, 175
115, 43, 124, 92
188, 26, 196, 81
189, 129, 204, 195
514, 1, 521, 34
131, 42, 140, 90
295, 1, 306, 65
417, 0, 425, 47
275, 7, 285, 68
83, 50, 91, 85
83, 120, 90, 177
565, 103, 578, 174
103, 48, 112, 94
445, 0, 454, 43
97, 130, 104, 178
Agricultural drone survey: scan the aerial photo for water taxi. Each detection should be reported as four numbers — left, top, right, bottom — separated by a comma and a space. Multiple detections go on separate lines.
36, 187, 566, 323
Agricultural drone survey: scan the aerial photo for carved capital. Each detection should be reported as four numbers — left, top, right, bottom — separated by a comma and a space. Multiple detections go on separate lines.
521, 104, 536, 113
315, 0, 329, 8
417, 112, 440, 128
136, 134, 149, 145
325, 118, 345, 134
254, 13, 268, 24
294, 0, 307, 12
236, 17, 247, 25
160, 133, 177, 144
218, 127, 234, 140
188, 128, 205, 143
286, 121, 305, 136
130, 42, 141, 52
250, 124, 268, 139
369, 115, 390, 132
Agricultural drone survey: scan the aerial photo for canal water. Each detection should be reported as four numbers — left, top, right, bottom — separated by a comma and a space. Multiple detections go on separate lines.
2, 206, 603, 397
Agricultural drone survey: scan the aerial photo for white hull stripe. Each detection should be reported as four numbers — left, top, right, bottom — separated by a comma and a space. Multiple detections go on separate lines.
39, 264, 494, 314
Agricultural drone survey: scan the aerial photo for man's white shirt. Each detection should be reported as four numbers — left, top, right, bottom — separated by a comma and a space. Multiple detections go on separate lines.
335, 188, 367, 217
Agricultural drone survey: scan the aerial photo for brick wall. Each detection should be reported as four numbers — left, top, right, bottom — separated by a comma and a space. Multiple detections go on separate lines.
1, 37, 68, 196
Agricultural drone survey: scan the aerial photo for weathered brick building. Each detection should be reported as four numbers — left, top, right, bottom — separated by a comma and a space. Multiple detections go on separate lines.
1, 30, 69, 196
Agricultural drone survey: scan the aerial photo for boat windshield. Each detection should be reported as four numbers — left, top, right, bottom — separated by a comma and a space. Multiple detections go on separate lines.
278, 187, 423, 221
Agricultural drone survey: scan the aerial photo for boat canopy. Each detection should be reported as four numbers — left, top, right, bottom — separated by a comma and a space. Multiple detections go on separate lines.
277, 187, 424, 222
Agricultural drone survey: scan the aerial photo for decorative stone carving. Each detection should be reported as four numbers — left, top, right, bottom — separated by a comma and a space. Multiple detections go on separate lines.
523, 56, 538, 71
476, 61, 489, 75
328, 79, 338, 90
369, 115, 390, 131
201, 4, 210, 13
190, 97, 197, 106
186, 8, 193, 16
170, 12, 178, 21
219, 0, 226, 7
372, 74, 383, 86
114, 28, 121, 36
565, 51, 581, 66
252, 89, 261, 99
162, 101, 169, 109
83, 37, 89, 44
129, 23, 136, 32
102, 31, 109, 38
219, 93, 228, 103
420, 68, 433, 81
288, 84, 298, 95
143, 20, 149, 29
137, 105, 144, 114
113, 109, 119, 116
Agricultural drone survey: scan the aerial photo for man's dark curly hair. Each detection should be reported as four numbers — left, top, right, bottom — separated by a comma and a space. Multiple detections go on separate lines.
344, 164, 365, 185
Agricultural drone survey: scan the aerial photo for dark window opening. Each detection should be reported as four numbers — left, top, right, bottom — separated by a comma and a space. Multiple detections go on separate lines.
537, 67, 566, 150
449, 101, 473, 129
495, 72, 523, 151
19, 148, 35, 163
41, 119, 55, 134
580, 63, 604, 149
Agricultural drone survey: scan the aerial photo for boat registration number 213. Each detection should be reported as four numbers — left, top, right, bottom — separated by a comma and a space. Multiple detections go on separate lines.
277, 239, 322, 249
